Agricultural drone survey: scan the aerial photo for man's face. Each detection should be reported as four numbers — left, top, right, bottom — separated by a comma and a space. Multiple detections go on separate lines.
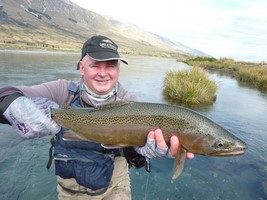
79, 55, 120, 95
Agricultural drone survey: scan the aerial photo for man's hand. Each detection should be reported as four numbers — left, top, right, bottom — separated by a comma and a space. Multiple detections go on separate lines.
3, 96, 61, 138
135, 129, 194, 159
153, 129, 194, 159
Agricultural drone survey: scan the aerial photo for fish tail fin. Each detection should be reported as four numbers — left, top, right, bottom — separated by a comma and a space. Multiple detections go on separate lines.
172, 148, 187, 180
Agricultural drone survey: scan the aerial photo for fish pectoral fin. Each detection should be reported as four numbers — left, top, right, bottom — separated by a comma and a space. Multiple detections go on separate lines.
172, 148, 187, 180
101, 144, 122, 149
61, 104, 71, 109
63, 130, 88, 141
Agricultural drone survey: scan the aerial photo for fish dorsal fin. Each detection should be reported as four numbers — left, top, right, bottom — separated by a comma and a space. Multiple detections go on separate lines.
95, 101, 131, 110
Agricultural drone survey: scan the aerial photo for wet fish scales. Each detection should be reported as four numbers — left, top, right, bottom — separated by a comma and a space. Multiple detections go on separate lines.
51, 101, 247, 179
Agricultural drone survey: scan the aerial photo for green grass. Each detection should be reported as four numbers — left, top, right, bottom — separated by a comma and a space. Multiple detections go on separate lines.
183, 57, 267, 92
163, 66, 217, 107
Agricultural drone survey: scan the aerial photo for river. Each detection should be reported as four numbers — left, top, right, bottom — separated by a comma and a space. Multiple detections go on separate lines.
0, 51, 266, 200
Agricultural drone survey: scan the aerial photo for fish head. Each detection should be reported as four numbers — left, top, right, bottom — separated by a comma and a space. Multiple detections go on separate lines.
205, 134, 248, 156
179, 125, 248, 156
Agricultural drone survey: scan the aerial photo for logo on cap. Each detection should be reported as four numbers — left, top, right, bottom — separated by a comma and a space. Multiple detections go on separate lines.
99, 39, 117, 51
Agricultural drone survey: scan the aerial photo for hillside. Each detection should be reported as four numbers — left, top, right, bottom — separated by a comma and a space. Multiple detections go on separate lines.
0, 0, 199, 58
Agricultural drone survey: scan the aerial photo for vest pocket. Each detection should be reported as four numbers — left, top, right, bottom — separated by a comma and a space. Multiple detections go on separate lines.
54, 145, 114, 190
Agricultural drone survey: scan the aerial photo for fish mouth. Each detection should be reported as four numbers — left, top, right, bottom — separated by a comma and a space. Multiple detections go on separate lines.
209, 149, 246, 156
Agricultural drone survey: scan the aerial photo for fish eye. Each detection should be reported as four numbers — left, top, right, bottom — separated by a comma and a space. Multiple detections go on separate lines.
212, 141, 224, 148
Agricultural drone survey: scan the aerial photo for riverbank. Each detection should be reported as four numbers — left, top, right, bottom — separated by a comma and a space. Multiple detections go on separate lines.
0, 49, 80, 55
0, 41, 191, 59
182, 57, 267, 92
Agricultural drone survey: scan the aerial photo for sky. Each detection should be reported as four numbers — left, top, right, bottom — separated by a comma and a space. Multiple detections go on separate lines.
71, 0, 267, 62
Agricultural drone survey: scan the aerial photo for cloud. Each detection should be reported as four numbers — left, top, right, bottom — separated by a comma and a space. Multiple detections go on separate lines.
71, 0, 267, 61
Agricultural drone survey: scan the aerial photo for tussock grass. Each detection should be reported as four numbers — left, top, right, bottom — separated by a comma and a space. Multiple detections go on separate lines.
183, 57, 267, 92
238, 66, 267, 91
163, 67, 217, 107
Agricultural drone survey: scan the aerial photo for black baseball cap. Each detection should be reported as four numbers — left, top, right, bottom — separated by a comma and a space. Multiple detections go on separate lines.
77, 35, 128, 69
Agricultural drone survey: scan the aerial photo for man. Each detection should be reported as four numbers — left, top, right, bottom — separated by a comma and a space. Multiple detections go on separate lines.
0, 35, 193, 199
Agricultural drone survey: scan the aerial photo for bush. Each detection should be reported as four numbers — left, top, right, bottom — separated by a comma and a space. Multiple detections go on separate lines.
163, 67, 217, 107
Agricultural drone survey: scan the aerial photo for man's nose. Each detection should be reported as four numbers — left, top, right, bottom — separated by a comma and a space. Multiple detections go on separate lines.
98, 66, 108, 76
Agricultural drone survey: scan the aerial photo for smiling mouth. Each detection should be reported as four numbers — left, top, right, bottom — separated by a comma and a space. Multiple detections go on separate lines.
96, 79, 109, 82
95, 80, 109, 85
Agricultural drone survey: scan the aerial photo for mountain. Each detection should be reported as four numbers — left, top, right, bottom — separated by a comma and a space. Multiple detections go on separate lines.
173, 41, 211, 57
0, 0, 203, 58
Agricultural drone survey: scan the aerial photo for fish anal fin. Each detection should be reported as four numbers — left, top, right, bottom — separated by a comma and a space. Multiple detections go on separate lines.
172, 148, 187, 180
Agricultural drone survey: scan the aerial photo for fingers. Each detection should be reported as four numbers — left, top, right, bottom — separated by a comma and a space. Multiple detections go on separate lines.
154, 129, 167, 149
170, 135, 194, 159
170, 136, 179, 156
148, 129, 168, 149
152, 129, 179, 157
146, 129, 169, 158
148, 129, 195, 159
156, 129, 195, 159
186, 152, 194, 159
147, 130, 155, 139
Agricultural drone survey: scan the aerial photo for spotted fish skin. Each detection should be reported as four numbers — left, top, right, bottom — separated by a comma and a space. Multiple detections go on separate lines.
51, 101, 247, 179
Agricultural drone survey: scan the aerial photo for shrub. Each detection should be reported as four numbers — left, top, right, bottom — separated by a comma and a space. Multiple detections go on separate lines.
163, 67, 217, 107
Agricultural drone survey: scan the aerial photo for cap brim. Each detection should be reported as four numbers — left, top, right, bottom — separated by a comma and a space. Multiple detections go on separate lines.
88, 52, 128, 65
77, 53, 128, 70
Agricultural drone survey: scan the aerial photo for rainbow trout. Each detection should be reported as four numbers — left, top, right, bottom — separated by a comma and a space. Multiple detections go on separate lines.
51, 101, 247, 179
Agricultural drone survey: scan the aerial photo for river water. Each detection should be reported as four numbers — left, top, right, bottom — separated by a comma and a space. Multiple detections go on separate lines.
0, 51, 266, 200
